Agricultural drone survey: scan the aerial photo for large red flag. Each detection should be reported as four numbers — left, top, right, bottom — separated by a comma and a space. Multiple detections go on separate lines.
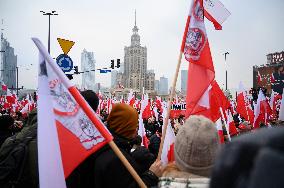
182, 0, 215, 119
33, 38, 112, 188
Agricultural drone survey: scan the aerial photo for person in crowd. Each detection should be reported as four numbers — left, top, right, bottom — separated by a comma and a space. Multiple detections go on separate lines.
130, 135, 156, 173
148, 126, 162, 159
67, 102, 163, 188
210, 126, 284, 188
0, 115, 14, 147
131, 135, 142, 152
93, 103, 162, 187
131, 145, 156, 173
159, 115, 220, 188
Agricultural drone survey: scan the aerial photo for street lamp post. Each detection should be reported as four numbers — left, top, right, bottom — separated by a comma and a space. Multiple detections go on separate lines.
223, 52, 229, 91
40, 11, 58, 54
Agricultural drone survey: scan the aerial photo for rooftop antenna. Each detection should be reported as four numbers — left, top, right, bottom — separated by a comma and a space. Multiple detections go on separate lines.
1, 19, 4, 40
135, 9, 136, 26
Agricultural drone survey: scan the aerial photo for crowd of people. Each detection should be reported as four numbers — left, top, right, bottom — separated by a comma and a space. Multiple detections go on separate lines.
0, 89, 283, 188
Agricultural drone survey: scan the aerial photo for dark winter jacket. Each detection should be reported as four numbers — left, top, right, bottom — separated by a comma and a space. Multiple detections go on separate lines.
66, 134, 158, 188
210, 126, 284, 188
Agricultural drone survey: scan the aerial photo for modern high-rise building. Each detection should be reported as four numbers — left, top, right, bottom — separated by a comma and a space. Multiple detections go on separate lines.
81, 49, 96, 91
155, 80, 160, 93
181, 70, 188, 94
111, 70, 118, 88
0, 33, 17, 89
117, 11, 155, 92
159, 76, 168, 95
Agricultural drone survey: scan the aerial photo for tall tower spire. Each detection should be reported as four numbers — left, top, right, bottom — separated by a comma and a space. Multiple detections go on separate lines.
135, 9, 136, 26
131, 10, 140, 46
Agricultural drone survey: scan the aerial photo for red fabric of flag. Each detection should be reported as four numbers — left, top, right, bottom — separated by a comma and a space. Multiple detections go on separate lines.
182, 0, 215, 119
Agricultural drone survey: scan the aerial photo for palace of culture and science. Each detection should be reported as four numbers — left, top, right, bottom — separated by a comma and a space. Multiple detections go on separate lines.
115, 13, 155, 93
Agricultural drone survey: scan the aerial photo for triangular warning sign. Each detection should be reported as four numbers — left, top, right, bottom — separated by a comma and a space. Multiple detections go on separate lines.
57, 38, 75, 55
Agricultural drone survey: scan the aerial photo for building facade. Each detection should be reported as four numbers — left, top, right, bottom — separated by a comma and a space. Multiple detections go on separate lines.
253, 51, 284, 94
181, 70, 188, 94
81, 49, 96, 91
158, 76, 168, 95
118, 14, 155, 93
0, 33, 17, 89
111, 70, 118, 88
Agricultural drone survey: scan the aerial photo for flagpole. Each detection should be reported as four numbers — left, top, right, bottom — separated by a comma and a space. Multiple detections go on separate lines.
157, 51, 183, 160
32, 38, 146, 188
157, 0, 193, 160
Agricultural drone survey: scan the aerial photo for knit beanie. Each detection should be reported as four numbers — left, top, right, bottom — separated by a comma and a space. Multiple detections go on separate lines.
107, 103, 138, 140
174, 115, 219, 177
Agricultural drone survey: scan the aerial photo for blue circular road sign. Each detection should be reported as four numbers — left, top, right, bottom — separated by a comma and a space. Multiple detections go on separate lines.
56, 54, 73, 72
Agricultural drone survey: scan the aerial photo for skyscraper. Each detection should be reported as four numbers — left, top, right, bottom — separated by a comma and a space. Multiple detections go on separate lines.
181, 70, 188, 94
159, 76, 168, 95
118, 11, 155, 92
111, 70, 118, 88
81, 49, 95, 91
0, 33, 17, 89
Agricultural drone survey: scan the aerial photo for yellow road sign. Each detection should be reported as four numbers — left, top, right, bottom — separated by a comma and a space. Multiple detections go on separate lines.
57, 38, 75, 55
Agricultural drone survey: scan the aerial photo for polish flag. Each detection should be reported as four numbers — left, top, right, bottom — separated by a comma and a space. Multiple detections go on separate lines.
204, 0, 231, 30
236, 82, 250, 122
127, 90, 135, 107
257, 71, 262, 84
6, 89, 16, 104
253, 90, 272, 128
138, 113, 149, 148
1, 83, 7, 91
215, 118, 224, 144
33, 38, 112, 188
182, 0, 215, 119
226, 110, 238, 137
161, 121, 176, 165
270, 73, 275, 84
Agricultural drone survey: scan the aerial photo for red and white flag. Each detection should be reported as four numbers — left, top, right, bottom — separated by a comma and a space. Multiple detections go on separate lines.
204, 0, 231, 30
1, 83, 7, 91
138, 113, 149, 148
161, 121, 176, 165
127, 90, 135, 107
257, 71, 262, 84
182, 0, 215, 120
33, 38, 113, 188
253, 90, 272, 128
236, 82, 254, 125
215, 118, 224, 143
270, 73, 275, 84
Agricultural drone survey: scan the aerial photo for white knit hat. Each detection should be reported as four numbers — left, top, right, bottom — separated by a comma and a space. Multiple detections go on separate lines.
174, 115, 219, 177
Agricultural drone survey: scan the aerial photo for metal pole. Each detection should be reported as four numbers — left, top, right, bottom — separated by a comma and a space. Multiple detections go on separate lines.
16, 66, 19, 96
226, 70, 227, 91
223, 52, 229, 91
48, 14, 51, 54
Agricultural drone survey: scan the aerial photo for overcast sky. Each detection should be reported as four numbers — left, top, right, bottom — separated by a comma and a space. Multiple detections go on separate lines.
0, 0, 283, 91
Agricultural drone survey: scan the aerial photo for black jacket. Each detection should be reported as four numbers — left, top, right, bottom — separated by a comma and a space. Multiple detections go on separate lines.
210, 127, 284, 188
67, 134, 158, 188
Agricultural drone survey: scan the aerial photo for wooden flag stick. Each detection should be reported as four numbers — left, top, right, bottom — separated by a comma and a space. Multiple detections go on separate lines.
156, 0, 193, 161
157, 51, 183, 160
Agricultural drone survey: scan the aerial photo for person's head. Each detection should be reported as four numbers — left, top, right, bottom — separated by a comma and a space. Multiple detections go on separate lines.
81, 90, 99, 112
107, 103, 138, 140
174, 115, 219, 177
132, 135, 142, 146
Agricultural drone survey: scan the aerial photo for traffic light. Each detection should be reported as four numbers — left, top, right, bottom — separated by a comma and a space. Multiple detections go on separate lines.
66, 74, 73, 80
110, 60, 115, 69
74, 66, 79, 74
117, 59, 120, 68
